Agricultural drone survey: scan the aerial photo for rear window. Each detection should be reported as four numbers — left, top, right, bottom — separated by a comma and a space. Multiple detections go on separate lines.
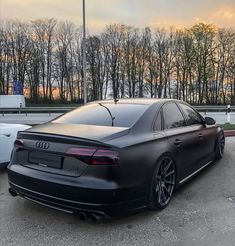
53, 103, 148, 127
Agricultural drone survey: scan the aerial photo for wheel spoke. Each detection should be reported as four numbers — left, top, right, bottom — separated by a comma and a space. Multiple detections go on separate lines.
155, 181, 160, 192
161, 185, 167, 202
163, 160, 172, 174
165, 180, 175, 185
158, 185, 162, 203
165, 169, 175, 178
156, 175, 161, 181
163, 184, 170, 197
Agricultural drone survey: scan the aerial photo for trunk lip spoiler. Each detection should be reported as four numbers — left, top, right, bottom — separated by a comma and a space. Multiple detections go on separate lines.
17, 131, 115, 148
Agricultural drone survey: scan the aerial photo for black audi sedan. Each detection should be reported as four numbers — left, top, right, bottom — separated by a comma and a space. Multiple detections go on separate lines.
8, 99, 225, 221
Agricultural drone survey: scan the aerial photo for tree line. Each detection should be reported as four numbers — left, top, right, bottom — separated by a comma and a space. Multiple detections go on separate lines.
0, 18, 235, 105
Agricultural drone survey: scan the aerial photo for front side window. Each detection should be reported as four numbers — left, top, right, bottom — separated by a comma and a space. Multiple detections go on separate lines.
179, 103, 202, 125
162, 103, 186, 129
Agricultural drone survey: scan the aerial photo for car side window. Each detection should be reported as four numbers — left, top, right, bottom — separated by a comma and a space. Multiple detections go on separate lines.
179, 103, 202, 125
153, 111, 162, 131
162, 103, 186, 129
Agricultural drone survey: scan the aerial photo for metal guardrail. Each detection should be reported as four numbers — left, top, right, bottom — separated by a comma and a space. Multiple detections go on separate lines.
194, 106, 235, 113
0, 107, 75, 116
0, 105, 235, 116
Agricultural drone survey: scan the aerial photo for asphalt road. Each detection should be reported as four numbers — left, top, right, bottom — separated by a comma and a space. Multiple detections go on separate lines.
0, 112, 235, 125
0, 138, 235, 246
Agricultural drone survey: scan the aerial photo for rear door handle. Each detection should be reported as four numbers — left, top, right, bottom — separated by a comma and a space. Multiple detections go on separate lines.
174, 139, 182, 147
198, 133, 203, 139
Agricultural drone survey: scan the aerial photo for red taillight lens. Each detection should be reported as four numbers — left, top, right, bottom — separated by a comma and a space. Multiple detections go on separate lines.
66, 147, 96, 164
66, 147, 119, 165
91, 149, 119, 165
14, 139, 24, 147
66, 148, 97, 156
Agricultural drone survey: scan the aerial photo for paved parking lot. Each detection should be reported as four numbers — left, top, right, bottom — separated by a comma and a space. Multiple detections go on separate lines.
0, 138, 235, 246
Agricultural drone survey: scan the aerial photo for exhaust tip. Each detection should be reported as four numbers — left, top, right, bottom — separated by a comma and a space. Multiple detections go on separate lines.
9, 188, 17, 197
79, 212, 88, 221
90, 213, 103, 223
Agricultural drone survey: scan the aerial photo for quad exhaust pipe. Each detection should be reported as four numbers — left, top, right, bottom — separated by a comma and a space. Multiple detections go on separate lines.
90, 213, 103, 223
9, 188, 18, 197
78, 211, 89, 221
78, 211, 104, 222
8, 189, 105, 222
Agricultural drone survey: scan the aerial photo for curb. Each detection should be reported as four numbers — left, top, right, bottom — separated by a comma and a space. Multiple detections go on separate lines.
224, 130, 235, 137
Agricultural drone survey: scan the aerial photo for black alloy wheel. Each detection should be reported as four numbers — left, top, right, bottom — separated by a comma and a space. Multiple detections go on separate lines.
148, 156, 176, 210
216, 132, 225, 159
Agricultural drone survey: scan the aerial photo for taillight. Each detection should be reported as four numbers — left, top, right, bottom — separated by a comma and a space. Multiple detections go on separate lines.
66, 147, 119, 165
14, 139, 24, 147
91, 149, 119, 165
66, 148, 96, 156
66, 148, 96, 164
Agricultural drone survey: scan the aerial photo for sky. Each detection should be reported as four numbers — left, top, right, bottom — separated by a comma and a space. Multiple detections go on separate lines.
1, 0, 235, 33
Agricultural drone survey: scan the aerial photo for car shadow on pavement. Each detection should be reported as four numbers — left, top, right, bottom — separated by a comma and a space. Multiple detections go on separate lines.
0, 155, 230, 227
175, 159, 221, 194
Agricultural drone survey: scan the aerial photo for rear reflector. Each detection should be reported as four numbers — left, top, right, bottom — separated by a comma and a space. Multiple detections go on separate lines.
66, 147, 119, 165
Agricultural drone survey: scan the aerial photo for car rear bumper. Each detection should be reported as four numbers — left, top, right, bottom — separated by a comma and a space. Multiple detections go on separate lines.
7, 164, 146, 217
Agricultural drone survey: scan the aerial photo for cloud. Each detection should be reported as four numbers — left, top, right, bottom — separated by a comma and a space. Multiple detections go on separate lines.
0, 0, 234, 33
149, 20, 184, 30
211, 5, 235, 24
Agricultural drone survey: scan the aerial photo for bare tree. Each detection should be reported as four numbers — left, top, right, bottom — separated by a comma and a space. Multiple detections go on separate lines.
0, 19, 234, 105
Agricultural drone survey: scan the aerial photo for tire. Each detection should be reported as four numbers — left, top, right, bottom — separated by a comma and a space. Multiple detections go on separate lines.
148, 156, 176, 210
215, 131, 225, 160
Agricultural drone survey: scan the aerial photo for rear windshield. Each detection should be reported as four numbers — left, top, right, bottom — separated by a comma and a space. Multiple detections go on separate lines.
53, 103, 148, 128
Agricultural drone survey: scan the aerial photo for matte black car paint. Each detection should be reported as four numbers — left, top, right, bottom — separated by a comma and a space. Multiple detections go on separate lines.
7, 99, 223, 218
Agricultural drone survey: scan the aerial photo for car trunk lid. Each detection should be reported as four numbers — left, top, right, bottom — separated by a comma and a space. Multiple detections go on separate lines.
14, 124, 125, 177
24, 123, 129, 142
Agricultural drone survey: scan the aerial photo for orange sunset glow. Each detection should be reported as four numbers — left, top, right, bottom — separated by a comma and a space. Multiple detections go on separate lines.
1, 0, 235, 32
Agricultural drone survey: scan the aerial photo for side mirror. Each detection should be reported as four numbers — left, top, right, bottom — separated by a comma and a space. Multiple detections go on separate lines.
204, 117, 216, 125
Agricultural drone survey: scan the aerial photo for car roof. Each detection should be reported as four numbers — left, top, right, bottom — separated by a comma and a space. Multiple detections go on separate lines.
89, 98, 178, 106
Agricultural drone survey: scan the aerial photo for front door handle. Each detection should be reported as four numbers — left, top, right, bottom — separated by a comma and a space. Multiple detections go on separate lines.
174, 139, 182, 147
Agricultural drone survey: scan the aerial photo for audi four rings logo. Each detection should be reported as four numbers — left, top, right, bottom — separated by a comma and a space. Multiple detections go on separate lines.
35, 141, 49, 150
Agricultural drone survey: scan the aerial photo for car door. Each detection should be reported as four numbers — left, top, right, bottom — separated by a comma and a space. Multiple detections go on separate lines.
0, 131, 14, 164
177, 103, 217, 166
161, 102, 200, 180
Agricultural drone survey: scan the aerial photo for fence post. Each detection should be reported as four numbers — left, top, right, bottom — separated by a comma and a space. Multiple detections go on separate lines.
226, 105, 231, 124
19, 103, 22, 114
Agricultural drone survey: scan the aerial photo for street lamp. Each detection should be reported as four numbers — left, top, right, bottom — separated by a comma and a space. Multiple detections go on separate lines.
82, 0, 87, 104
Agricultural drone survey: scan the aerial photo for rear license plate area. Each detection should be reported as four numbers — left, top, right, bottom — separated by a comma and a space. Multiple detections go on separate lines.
28, 151, 62, 169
